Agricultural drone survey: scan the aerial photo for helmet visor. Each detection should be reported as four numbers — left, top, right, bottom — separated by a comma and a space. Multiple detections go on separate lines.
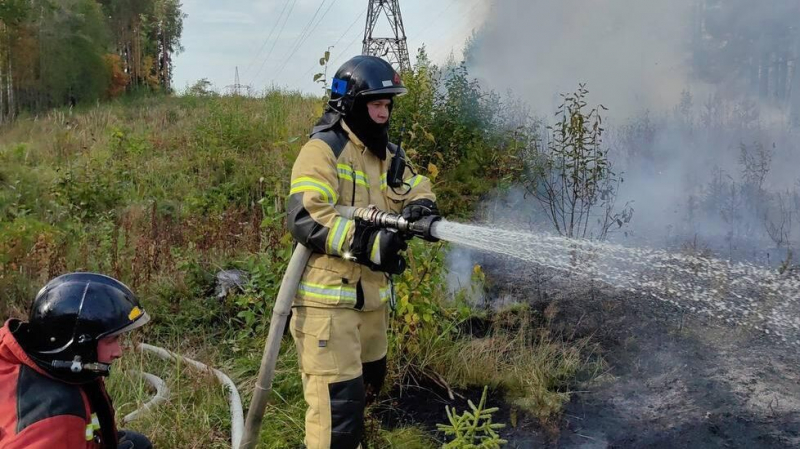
102, 310, 151, 338
357, 86, 408, 97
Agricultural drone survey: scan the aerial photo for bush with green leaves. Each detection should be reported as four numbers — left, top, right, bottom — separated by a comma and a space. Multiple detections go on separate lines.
391, 48, 531, 217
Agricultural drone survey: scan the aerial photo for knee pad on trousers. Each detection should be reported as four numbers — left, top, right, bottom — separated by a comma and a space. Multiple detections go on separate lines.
329, 375, 365, 449
362, 356, 387, 403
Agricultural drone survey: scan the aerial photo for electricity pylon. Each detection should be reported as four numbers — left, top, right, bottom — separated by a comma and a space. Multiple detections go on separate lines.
362, 0, 411, 72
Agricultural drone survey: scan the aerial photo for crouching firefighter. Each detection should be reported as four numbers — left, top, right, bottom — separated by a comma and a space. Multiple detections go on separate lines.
287, 55, 439, 449
0, 272, 153, 449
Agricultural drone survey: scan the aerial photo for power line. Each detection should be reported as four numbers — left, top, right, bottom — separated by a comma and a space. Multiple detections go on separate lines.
300, 9, 365, 80
421, 0, 476, 46
327, 27, 366, 73
250, 0, 298, 87
295, 0, 340, 54
333, 10, 367, 48
241, 0, 291, 78
408, 0, 458, 41
275, 0, 328, 73
274, 0, 341, 81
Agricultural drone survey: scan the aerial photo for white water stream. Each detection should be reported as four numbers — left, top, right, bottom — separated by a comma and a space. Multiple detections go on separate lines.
432, 220, 800, 346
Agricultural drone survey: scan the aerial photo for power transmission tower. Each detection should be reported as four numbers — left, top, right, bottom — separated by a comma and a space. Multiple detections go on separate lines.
362, 0, 411, 72
226, 66, 251, 96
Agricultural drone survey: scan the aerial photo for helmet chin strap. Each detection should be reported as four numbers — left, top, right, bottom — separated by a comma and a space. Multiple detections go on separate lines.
51, 358, 111, 375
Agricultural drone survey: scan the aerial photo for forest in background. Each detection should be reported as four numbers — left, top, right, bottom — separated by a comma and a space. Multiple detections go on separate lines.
0, 0, 184, 122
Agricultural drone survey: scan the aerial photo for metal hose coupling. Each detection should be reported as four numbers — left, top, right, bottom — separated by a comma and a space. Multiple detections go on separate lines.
340, 205, 441, 241
351, 206, 409, 231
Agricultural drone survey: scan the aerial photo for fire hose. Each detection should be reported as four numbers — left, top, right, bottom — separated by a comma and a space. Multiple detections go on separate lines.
121, 344, 244, 448
138, 343, 245, 448
238, 206, 441, 449
122, 370, 169, 424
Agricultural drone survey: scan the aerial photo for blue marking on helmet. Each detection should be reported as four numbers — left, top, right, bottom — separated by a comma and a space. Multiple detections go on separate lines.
331, 78, 347, 95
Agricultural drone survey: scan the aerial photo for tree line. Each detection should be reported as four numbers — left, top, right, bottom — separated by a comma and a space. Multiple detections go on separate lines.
0, 0, 184, 122
691, 0, 800, 122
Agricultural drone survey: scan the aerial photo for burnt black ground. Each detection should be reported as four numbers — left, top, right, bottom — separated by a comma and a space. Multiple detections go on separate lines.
379, 253, 800, 448
495, 255, 800, 448
553, 292, 800, 449
375, 378, 549, 447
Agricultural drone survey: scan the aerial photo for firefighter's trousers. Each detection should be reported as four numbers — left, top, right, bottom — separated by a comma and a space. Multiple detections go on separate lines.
290, 305, 388, 449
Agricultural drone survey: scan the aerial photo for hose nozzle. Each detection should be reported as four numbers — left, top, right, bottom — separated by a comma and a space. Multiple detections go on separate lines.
406, 214, 441, 242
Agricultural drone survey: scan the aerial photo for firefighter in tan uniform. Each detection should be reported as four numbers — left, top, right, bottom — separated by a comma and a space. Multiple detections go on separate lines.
287, 55, 438, 448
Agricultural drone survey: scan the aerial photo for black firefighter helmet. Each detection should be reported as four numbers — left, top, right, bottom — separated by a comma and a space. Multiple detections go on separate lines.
24, 272, 149, 381
328, 55, 408, 115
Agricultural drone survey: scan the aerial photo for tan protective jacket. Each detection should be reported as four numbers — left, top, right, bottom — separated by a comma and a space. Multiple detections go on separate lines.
288, 120, 435, 311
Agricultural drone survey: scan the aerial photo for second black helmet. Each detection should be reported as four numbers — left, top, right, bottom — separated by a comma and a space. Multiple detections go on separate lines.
25, 272, 149, 380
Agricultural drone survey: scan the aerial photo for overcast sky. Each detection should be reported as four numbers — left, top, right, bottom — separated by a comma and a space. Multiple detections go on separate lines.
172, 0, 490, 95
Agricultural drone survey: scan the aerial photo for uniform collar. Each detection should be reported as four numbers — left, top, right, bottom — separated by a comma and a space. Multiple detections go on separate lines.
0, 320, 51, 378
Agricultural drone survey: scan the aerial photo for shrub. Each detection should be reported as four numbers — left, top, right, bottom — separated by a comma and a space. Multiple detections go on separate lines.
521, 84, 632, 239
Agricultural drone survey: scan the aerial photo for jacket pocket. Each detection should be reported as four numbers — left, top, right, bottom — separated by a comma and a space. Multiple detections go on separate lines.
384, 187, 408, 213
298, 256, 359, 307
290, 312, 338, 375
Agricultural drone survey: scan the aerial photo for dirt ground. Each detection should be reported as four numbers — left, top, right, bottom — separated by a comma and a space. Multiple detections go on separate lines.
380, 254, 800, 448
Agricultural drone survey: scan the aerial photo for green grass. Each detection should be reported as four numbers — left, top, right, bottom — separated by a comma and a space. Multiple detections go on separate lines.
107, 334, 308, 448
108, 347, 235, 448
1, 92, 323, 447
1, 90, 598, 448
0, 93, 320, 312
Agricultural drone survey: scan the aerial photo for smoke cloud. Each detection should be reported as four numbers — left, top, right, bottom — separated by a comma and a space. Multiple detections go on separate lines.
467, 0, 702, 117
462, 0, 800, 261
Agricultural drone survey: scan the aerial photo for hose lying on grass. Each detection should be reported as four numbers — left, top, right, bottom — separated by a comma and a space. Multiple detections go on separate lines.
138, 343, 244, 449
122, 370, 170, 424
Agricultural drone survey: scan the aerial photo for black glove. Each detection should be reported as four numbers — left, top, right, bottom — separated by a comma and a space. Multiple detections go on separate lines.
402, 199, 439, 222
118, 430, 153, 449
352, 221, 407, 275
402, 199, 441, 242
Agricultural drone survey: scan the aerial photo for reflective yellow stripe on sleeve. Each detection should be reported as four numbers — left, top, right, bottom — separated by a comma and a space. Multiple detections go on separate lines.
380, 286, 392, 303
405, 175, 426, 188
370, 232, 381, 263
85, 413, 101, 441
290, 177, 338, 204
326, 217, 353, 256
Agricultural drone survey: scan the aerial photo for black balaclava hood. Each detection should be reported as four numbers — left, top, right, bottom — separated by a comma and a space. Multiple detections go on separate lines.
343, 95, 393, 160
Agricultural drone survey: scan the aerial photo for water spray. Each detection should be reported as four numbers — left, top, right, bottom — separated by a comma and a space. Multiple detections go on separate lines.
239, 205, 443, 449
434, 221, 800, 346
239, 204, 800, 447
